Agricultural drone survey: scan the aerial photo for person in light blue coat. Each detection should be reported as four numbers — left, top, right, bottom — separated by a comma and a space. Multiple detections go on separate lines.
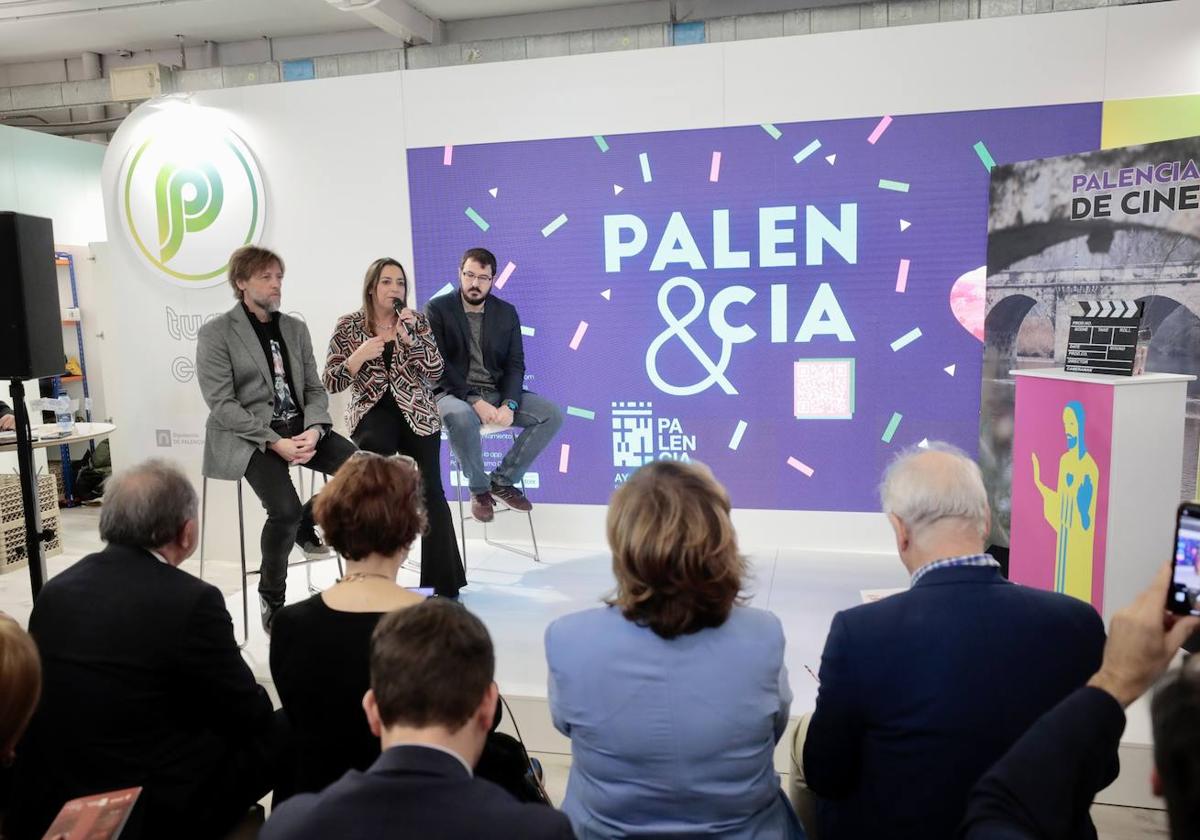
545, 460, 803, 839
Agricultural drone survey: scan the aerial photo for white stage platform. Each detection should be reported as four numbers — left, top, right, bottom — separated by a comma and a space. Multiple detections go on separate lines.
232, 541, 911, 717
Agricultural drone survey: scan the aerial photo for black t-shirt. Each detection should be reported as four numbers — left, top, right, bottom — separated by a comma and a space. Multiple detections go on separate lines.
241, 304, 301, 430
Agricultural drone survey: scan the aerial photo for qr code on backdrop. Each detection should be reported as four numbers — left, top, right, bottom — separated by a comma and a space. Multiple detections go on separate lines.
794, 359, 855, 419
612, 402, 654, 468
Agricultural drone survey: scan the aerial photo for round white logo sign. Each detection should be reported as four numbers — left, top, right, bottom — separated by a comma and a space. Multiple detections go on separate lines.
117, 112, 265, 287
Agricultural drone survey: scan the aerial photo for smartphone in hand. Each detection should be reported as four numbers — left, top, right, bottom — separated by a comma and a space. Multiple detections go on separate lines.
1167, 501, 1200, 616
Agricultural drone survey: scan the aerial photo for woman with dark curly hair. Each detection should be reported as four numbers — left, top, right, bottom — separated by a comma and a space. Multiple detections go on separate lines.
544, 460, 802, 839
269, 452, 426, 796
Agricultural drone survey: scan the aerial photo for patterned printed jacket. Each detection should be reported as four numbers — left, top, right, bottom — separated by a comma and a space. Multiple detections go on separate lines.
323, 309, 444, 436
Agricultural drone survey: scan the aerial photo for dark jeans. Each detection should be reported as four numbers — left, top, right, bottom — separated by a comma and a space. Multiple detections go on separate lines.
437, 390, 564, 494
353, 396, 467, 597
243, 431, 357, 604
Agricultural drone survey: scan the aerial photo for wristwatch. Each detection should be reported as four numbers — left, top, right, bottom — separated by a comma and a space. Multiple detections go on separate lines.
505, 399, 519, 411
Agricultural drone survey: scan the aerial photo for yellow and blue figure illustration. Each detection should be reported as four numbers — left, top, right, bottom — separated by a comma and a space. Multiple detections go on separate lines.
1031, 401, 1100, 602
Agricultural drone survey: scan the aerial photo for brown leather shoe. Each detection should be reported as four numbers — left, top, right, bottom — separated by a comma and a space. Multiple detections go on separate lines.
490, 482, 532, 512
471, 492, 495, 522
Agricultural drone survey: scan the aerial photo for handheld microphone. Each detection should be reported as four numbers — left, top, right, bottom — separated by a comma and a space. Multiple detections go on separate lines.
393, 299, 417, 339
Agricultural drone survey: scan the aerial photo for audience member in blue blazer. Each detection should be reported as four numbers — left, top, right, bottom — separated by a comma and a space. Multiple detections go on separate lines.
545, 461, 803, 839
796, 443, 1107, 840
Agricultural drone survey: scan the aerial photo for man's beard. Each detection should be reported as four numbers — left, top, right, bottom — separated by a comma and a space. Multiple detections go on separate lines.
249, 292, 281, 313
461, 286, 490, 305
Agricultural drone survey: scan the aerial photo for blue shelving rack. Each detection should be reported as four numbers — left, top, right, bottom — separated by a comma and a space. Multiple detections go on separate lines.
51, 251, 94, 507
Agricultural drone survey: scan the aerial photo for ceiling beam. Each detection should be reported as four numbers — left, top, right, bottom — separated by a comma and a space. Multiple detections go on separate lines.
326, 0, 443, 45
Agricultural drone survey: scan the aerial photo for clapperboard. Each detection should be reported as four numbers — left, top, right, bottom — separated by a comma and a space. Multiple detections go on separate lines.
1064, 300, 1144, 376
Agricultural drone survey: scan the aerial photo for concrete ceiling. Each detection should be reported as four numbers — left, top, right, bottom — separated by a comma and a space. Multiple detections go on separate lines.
0, 0, 645, 63
0, 0, 865, 64
0, 0, 377, 63
415, 0, 643, 19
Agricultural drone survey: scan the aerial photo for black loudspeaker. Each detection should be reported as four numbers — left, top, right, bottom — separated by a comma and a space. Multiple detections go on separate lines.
0, 212, 64, 380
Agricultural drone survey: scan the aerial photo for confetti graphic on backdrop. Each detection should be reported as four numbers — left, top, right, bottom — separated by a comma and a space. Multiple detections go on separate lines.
409, 103, 1102, 509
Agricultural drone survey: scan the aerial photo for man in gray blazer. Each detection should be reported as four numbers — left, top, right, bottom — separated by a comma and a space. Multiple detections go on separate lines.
197, 245, 356, 631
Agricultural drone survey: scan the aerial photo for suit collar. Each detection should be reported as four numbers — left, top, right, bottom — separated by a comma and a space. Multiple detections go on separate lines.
100, 543, 175, 569
910, 564, 1007, 588
228, 304, 272, 389
370, 744, 473, 780
450, 290, 471, 347
230, 304, 305, 401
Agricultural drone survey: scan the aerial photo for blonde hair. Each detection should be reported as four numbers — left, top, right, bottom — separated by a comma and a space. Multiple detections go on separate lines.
0, 614, 41, 760
606, 460, 745, 639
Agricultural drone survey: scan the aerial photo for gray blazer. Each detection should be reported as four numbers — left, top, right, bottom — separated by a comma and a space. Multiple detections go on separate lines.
196, 304, 332, 481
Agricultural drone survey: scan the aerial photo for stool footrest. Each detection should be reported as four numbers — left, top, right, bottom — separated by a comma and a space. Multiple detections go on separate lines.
482, 536, 540, 561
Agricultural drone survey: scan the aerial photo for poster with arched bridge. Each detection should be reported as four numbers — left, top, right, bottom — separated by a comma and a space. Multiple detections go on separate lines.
982, 135, 1200, 546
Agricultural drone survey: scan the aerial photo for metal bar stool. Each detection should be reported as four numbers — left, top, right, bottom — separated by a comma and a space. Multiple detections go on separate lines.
302, 469, 331, 595
449, 423, 541, 570
198, 468, 342, 647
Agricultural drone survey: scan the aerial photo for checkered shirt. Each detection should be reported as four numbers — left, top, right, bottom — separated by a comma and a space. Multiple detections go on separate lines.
910, 553, 1000, 587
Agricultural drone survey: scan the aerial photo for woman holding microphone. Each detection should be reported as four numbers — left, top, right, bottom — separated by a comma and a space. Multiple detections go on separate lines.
324, 258, 466, 598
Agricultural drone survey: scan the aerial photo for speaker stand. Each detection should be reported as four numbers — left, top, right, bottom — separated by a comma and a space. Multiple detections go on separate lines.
8, 379, 52, 597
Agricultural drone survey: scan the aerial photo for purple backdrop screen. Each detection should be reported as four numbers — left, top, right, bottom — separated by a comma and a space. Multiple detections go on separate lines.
409, 104, 1101, 510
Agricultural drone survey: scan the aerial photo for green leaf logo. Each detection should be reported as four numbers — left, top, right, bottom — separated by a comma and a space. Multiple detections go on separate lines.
155, 162, 224, 263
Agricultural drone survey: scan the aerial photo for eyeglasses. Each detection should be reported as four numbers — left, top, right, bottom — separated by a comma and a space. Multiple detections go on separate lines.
461, 270, 493, 283
350, 451, 418, 467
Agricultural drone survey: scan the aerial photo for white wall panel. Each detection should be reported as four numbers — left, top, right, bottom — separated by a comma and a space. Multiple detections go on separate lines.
1104, 0, 1200, 101
401, 43, 725, 147
723, 11, 1108, 125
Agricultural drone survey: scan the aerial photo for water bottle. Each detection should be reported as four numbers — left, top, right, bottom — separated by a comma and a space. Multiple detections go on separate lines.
54, 397, 74, 434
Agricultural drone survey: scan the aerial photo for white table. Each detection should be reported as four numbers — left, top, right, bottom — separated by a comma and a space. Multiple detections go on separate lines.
0, 421, 116, 453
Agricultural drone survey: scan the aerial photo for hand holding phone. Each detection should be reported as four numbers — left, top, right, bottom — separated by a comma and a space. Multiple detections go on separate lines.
1166, 501, 1200, 616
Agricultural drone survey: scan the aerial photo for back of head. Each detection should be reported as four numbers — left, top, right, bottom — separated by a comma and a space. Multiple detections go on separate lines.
370, 600, 493, 731
879, 442, 990, 551
98, 459, 197, 550
0, 614, 41, 760
1152, 659, 1200, 839
314, 453, 427, 561
606, 460, 745, 639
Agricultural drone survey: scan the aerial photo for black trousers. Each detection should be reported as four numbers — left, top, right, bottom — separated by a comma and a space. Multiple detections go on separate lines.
174, 708, 293, 840
243, 431, 357, 603
353, 396, 467, 597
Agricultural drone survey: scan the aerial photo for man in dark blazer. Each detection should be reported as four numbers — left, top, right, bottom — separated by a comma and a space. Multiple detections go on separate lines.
425, 247, 562, 523
794, 443, 1107, 840
962, 563, 1200, 840
9, 460, 284, 840
261, 599, 574, 840
196, 245, 356, 630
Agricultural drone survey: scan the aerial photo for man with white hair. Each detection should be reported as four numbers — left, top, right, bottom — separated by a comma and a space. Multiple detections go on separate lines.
793, 443, 1108, 840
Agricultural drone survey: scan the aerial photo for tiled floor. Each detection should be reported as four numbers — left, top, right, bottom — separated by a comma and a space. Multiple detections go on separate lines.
0, 506, 1168, 837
